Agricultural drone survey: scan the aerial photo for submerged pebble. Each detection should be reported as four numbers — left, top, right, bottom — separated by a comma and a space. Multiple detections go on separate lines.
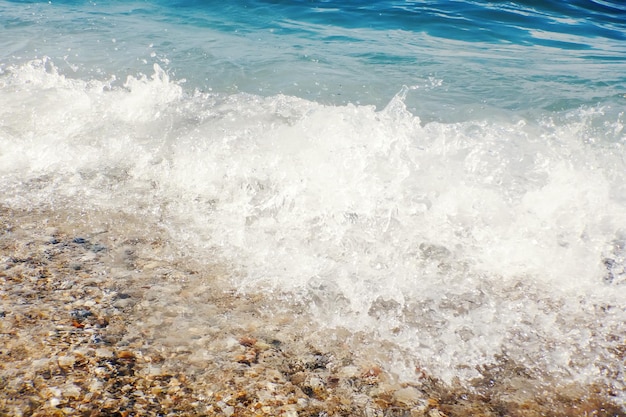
0, 206, 623, 417
70, 309, 92, 320
394, 386, 422, 406
90, 243, 107, 253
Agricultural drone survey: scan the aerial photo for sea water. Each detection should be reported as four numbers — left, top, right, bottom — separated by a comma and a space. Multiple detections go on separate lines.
1, 0, 625, 395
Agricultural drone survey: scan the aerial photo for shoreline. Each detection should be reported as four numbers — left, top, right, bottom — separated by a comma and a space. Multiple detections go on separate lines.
1, 205, 623, 416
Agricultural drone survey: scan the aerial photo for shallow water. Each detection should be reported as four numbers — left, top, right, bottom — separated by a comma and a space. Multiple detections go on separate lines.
1, 0, 625, 399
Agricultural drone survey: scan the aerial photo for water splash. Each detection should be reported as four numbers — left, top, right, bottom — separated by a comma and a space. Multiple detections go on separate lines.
0, 60, 624, 390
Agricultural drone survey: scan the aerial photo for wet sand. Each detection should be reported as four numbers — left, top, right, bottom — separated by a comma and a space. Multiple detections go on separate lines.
1, 205, 623, 416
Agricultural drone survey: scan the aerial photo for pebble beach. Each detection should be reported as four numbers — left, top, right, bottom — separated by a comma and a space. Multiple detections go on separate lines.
1, 205, 623, 417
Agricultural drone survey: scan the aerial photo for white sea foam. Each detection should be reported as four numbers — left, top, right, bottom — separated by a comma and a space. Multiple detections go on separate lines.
1, 60, 624, 388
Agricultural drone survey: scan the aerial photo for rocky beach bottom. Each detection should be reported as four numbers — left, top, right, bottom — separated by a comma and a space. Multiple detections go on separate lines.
0, 204, 624, 417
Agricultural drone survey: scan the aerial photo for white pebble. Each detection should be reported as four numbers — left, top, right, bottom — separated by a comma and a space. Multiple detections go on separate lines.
394, 386, 422, 406
57, 355, 76, 368
95, 348, 113, 358
62, 383, 81, 399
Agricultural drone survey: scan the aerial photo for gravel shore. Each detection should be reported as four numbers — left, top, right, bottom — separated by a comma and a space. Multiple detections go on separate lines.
1, 205, 623, 416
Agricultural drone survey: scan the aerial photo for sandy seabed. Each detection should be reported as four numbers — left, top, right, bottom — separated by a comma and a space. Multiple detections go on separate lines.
0, 205, 624, 417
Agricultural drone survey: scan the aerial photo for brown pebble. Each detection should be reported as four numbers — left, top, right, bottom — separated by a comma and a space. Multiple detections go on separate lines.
428, 398, 439, 407
117, 351, 135, 360
238, 336, 257, 347
290, 372, 307, 385
96, 317, 109, 327
327, 376, 340, 388
235, 348, 258, 365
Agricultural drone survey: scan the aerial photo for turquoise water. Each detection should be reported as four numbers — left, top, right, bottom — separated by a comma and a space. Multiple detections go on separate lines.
1, 0, 626, 393
2, 1, 625, 120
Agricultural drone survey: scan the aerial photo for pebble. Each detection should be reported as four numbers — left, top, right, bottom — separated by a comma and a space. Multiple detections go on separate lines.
44, 227, 58, 236
90, 243, 107, 253
31, 358, 50, 370
95, 348, 114, 358
308, 376, 324, 390
338, 365, 360, 378
146, 365, 163, 376
70, 309, 92, 320
89, 380, 104, 392
394, 386, 422, 406
290, 372, 306, 385
113, 298, 133, 309
62, 384, 82, 399
118, 350, 135, 360
57, 355, 76, 368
